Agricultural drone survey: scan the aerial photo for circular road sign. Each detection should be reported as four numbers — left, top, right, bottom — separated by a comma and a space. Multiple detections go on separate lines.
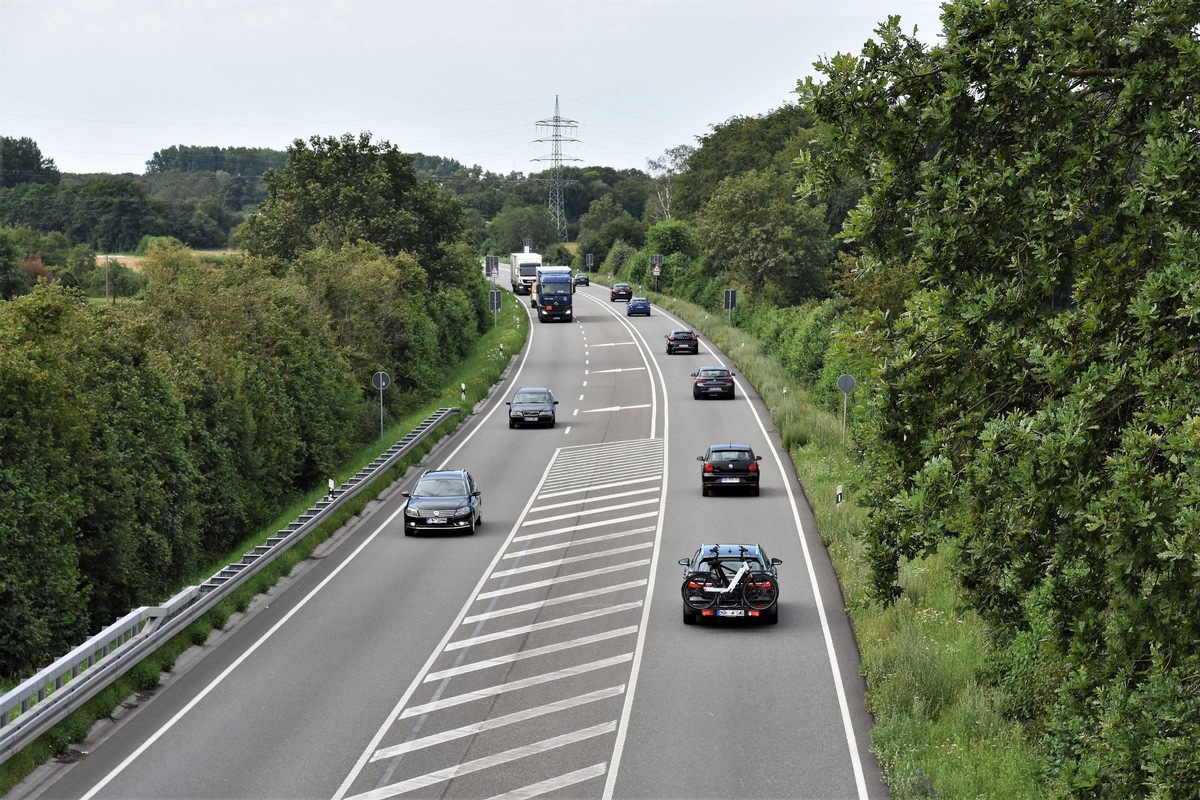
372, 371, 392, 390
837, 373, 857, 393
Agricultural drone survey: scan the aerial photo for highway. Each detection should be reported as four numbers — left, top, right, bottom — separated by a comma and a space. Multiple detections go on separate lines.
17, 277, 887, 800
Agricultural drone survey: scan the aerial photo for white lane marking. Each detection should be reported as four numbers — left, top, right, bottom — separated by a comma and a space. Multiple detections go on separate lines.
475, 560, 651, 600
504, 531, 651, 559
521, 498, 658, 525
424, 628, 639, 682
609, 306, 872, 799
77, 508, 410, 800
589, 342, 637, 347
348, 725, 617, 800
537, 477, 659, 500
589, 367, 646, 375
400, 656, 633, 718
446, 604, 642, 650
530, 488, 659, 512
484, 763, 607, 800
490, 543, 654, 578
372, 687, 625, 760
512, 513, 658, 542
463, 582, 647, 623
578, 394, 584, 401
581, 403, 651, 412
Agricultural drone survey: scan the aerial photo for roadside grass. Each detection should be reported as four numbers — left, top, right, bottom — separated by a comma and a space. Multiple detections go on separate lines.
0, 300, 528, 794
651, 292, 1045, 799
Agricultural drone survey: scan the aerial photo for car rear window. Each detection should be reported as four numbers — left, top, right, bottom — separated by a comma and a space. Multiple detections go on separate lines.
711, 449, 750, 461
698, 369, 728, 378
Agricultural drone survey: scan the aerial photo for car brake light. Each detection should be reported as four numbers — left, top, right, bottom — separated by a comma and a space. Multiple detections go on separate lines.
701, 609, 715, 617
748, 463, 757, 472
703, 463, 714, 473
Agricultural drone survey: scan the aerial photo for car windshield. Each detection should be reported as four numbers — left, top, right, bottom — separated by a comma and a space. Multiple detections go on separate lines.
540, 285, 571, 296
513, 392, 550, 404
413, 477, 466, 497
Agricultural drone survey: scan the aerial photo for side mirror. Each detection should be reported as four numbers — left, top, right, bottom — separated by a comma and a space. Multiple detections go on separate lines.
696, 455, 705, 462
400, 491, 411, 498
756, 455, 762, 461
771, 558, 783, 566
553, 400, 559, 405
678, 558, 692, 567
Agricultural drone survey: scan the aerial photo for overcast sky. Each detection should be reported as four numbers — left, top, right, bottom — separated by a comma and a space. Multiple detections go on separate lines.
1, 0, 944, 176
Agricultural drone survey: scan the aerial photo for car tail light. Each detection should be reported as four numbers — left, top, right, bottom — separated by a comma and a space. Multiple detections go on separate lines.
703, 463, 714, 473
747, 579, 772, 589
748, 462, 758, 472
701, 609, 715, 617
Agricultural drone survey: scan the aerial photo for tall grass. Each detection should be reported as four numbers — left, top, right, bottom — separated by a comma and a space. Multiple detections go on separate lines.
654, 292, 1044, 799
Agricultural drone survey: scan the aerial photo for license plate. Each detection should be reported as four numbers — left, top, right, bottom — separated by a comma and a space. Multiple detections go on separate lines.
717, 609, 745, 617
425, 518, 448, 524
708, 387, 723, 392
524, 416, 538, 422
720, 477, 740, 483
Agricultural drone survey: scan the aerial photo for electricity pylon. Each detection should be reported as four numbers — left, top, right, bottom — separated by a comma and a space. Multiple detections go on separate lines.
533, 96, 580, 243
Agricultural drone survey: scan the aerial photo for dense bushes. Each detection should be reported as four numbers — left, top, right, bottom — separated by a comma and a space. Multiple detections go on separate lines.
0, 230, 487, 682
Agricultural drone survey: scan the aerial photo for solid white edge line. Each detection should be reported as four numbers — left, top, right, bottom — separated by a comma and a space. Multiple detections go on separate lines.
79, 504, 409, 800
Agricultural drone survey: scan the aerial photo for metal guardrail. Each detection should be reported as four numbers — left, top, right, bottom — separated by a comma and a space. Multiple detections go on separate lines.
0, 407, 460, 765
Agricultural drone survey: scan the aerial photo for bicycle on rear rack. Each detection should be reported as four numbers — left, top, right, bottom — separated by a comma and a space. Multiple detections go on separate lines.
681, 545, 779, 615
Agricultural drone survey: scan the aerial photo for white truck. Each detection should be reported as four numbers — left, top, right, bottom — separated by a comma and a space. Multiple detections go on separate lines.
510, 250, 541, 295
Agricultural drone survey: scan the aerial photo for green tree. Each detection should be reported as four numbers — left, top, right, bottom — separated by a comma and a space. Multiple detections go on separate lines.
482, 202, 557, 254
645, 144, 694, 222
0, 227, 31, 299
805, 3, 1200, 795
241, 132, 465, 264
675, 105, 816, 215
694, 170, 834, 306
0, 136, 61, 188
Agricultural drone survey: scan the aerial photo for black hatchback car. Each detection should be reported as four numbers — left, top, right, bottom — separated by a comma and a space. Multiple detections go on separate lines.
573, 273, 590, 287
610, 283, 633, 301
506, 387, 558, 428
679, 543, 781, 624
698, 443, 762, 496
665, 329, 699, 354
401, 469, 482, 535
691, 366, 736, 399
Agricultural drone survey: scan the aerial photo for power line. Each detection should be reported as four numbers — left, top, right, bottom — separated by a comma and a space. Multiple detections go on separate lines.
532, 96, 580, 243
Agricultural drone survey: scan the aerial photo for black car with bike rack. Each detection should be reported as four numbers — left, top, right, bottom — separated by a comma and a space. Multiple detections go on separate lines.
679, 543, 781, 625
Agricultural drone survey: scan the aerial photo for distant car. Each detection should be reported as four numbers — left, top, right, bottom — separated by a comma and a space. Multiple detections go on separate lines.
506, 387, 558, 428
691, 366, 736, 399
665, 329, 699, 354
573, 273, 590, 287
401, 469, 482, 535
610, 283, 633, 301
626, 297, 651, 316
698, 443, 762, 496
679, 543, 781, 624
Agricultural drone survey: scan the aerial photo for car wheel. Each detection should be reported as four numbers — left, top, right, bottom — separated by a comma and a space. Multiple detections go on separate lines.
764, 607, 779, 625
751, 485, 760, 497
549, 419, 555, 428
509, 420, 516, 429
467, 517, 477, 535
683, 608, 697, 625
404, 528, 414, 537
702, 485, 710, 497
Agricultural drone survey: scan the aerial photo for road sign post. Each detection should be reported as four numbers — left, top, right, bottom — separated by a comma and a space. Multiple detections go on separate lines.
837, 373, 857, 447
372, 371, 391, 438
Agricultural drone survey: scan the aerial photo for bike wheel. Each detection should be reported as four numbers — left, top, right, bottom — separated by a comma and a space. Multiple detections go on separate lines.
741, 572, 778, 610
681, 571, 721, 610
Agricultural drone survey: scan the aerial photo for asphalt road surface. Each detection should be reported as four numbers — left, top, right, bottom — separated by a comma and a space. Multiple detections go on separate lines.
15, 276, 887, 800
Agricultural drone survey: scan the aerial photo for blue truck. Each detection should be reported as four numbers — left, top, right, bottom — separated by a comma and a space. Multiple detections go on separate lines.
532, 266, 575, 322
